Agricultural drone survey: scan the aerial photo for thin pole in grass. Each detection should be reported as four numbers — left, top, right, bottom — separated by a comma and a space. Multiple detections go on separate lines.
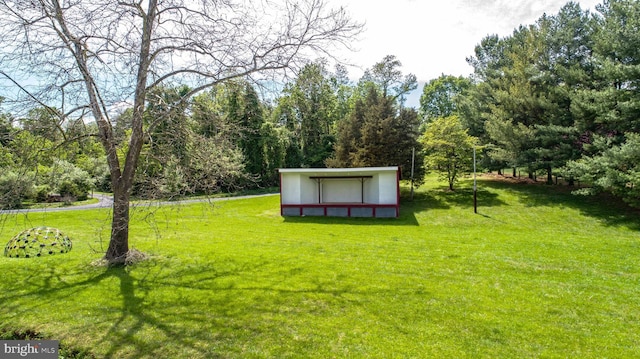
473, 146, 477, 214
410, 147, 415, 201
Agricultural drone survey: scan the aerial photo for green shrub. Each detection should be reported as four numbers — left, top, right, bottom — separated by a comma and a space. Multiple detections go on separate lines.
58, 181, 81, 202
0, 171, 34, 209
49, 160, 94, 201
32, 184, 51, 203
76, 154, 110, 192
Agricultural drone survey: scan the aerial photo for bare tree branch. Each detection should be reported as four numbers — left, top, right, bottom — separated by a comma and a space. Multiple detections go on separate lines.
0, 0, 363, 263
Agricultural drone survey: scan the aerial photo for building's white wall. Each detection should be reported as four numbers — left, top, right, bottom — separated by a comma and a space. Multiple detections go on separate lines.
365, 176, 379, 204
300, 176, 319, 204
322, 179, 363, 203
279, 167, 398, 205
280, 173, 301, 204
378, 172, 398, 204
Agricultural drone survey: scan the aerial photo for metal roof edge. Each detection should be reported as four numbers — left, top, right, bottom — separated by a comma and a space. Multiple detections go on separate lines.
278, 166, 399, 173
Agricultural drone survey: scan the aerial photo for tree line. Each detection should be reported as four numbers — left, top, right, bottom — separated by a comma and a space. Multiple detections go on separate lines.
3, 0, 640, 209
1, 0, 639, 263
0, 55, 424, 209
0, 0, 368, 263
420, 0, 640, 206
2, 0, 639, 211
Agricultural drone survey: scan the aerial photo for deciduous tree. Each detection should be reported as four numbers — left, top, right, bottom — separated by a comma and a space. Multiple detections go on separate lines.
0, 0, 362, 264
421, 116, 477, 190
419, 75, 471, 123
276, 60, 340, 167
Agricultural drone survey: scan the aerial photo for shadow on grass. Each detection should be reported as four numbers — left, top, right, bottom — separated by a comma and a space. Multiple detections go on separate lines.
1, 258, 428, 358
402, 185, 505, 212
1, 262, 225, 358
282, 213, 419, 226
477, 178, 640, 230
281, 185, 506, 226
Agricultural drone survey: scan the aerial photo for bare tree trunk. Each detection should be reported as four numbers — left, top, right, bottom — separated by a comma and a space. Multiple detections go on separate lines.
104, 0, 156, 263
448, 162, 455, 190
106, 187, 130, 262
1, 0, 362, 264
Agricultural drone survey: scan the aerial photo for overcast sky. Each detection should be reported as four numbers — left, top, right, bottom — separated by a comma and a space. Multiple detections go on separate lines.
329, 0, 603, 106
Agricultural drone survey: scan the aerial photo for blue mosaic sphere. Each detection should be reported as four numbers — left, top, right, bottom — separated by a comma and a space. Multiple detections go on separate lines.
4, 227, 72, 258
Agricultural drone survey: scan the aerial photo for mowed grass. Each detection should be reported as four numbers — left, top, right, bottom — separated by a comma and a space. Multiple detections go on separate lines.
1, 176, 639, 358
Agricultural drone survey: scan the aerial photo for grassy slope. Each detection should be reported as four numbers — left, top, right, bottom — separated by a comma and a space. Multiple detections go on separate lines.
0, 177, 639, 358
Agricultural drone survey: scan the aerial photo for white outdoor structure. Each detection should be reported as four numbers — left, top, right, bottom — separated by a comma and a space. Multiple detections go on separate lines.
279, 167, 400, 218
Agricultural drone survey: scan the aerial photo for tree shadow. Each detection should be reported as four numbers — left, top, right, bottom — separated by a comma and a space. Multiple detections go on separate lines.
282, 213, 420, 226
281, 184, 506, 226
396, 177, 640, 229
478, 178, 640, 230
0, 261, 225, 358
102, 263, 433, 358
400, 184, 507, 215
4, 258, 433, 358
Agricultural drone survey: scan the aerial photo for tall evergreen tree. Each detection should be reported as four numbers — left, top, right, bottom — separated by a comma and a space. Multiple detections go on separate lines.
328, 84, 424, 181
464, 7, 595, 182
466, 26, 547, 177
535, 3, 597, 184
564, 0, 640, 204
574, 0, 640, 137
145, 85, 192, 165
361, 55, 417, 106
259, 120, 288, 186
354, 86, 396, 166
191, 88, 226, 139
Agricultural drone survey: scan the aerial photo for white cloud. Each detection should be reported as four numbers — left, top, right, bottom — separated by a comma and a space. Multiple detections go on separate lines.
330, 0, 603, 85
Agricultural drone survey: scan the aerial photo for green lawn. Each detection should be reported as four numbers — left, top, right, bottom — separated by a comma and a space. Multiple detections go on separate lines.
1, 177, 639, 358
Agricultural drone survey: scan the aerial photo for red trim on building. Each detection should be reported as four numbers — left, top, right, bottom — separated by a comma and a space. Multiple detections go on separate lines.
281, 203, 399, 218
279, 167, 400, 218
